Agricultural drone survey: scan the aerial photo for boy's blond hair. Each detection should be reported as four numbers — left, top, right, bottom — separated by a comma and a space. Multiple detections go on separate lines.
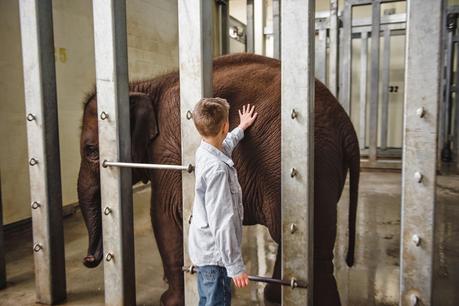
193, 97, 230, 137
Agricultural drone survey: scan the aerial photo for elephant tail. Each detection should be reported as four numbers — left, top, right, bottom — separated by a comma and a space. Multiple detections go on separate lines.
345, 127, 360, 268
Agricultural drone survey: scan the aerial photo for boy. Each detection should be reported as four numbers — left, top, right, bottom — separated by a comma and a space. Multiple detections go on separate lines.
189, 97, 258, 306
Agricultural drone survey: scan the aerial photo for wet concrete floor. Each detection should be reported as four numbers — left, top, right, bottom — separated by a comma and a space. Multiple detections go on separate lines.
0, 171, 458, 305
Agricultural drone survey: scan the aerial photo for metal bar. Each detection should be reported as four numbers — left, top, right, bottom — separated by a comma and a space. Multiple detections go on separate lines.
273, 0, 280, 59
103, 160, 192, 172
360, 159, 402, 170
217, 0, 229, 55
92, 1, 135, 305
246, 0, 255, 52
360, 147, 402, 158
18, 1, 66, 303
381, 28, 391, 150
359, 31, 369, 150
0, 172, 5, 289
400, 0, 443, 305
352, 13, 406, 27
281, 0, 315, 305
339, 1, 352, 113
178, 0, 213, 304
315, 28, 327, 84
254, 0, 265, 55
369, 1, 381, 162
445, 15, 456, 147
182, 266, 308, 288
353, 23, 406, 34
349, 0, 402, 5
328, 0, 338, 96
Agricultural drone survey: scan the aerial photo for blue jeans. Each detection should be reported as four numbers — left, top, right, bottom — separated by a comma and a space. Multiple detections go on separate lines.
197, 265, 232, 306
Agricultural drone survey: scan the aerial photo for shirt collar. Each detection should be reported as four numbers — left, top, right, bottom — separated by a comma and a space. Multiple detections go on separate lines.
200, 140, 234, 167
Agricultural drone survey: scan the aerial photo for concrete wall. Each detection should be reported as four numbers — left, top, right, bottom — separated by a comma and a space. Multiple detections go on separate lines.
0, 0, 180, 225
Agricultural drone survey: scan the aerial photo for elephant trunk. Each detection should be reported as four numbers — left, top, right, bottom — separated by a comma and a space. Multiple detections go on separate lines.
77, 162, 103, 268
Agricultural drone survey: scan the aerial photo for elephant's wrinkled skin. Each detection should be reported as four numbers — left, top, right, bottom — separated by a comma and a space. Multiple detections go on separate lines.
78, 53, 359, 306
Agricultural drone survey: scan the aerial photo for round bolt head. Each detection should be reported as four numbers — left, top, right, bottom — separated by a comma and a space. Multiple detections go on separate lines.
291, 109, 298, 119
414, 171, 423, 183
104, 206, 112, 215
410, 293, 419, 306
290, 223, 297, 234
416, 107, 425, 118
105, 252, 114, 262
33, 243, 42, 252
29, 158, 38, 166
100, 111, 109, 120
26, 113, 36, 121
31, 201, 41, 209
290, 168, 298, 178
412, 234, 421, 246
186, 110, 193, 120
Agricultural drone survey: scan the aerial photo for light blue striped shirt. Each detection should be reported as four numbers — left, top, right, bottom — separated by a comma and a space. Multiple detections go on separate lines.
188, 127, 245, 278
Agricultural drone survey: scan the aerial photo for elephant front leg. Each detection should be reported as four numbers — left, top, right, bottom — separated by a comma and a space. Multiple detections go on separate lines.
151, 196, 184, 306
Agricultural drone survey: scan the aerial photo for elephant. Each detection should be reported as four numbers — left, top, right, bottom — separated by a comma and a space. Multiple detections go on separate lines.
78, 53, 360, 306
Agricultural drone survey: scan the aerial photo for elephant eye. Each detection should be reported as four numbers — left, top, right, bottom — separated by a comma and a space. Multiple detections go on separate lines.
85, 145, 99, 161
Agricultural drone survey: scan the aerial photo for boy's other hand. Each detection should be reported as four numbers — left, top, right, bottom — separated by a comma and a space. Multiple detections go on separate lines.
238, 104, 258, 130
232, 271, 249, 288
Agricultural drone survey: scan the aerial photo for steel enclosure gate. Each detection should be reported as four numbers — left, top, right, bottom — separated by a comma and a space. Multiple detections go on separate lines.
400, 0, 443, 304
281, 1, 315, 305
18, 0, 67, 303
178, 0, 213, 304
340, 0, 407, 169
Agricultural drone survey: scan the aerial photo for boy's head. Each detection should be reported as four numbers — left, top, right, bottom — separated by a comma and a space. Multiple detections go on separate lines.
193, 97, 230, 137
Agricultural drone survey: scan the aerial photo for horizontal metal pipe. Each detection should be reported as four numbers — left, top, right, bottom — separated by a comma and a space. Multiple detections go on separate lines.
103, 160, 194, 173
182, 266, 308, 289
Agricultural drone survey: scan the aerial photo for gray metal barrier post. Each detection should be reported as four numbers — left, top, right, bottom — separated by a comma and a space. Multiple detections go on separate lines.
92, 0, 136, 305
329, 0, 339, 96
281, 0, 315, 304
359, 31, 369, 150
178, 0, 213, 304
247, 0, 255, 53
400, 0, 443, 305
19, 0, 67, 303
0, 173, 5, 289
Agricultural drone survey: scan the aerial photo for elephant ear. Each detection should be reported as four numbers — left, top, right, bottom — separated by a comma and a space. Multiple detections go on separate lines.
129, 92, 159, 183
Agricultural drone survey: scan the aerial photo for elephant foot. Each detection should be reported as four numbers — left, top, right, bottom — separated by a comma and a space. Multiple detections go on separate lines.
264, 283, 281, 305
160, 288, 184, 306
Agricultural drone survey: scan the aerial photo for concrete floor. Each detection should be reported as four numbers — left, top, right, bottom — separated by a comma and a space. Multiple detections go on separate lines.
0, 171, 458, 306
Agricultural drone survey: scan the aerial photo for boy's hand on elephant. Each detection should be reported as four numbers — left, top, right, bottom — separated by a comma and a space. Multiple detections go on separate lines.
232, 271, 249, 288
238, 104, 258, 130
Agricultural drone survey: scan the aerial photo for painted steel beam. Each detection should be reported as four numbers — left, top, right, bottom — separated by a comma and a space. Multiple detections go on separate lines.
18, 1, 67, 303
0, 172, 5, 289
380, 28, 391, 150
178, 0, 213, 305
92, 1, 136, 305
400, 0, 443, 305
315, 28, 327, 84
281, 0, 315, 305
369, 1, 381, 163
329, 0, 339, 96
359, 31, 369, 150
217, 0, 229, 55
273, 0, 281, 59
339, 1, 352, 114
254, 0, 265, 55
247, 0, 255, 52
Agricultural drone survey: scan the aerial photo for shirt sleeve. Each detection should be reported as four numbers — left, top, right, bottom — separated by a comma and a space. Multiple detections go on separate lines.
222, 127, 244, 157
205, 169, 245, 277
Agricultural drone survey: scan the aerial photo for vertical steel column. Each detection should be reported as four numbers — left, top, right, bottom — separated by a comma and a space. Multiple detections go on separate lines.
360, 31, 369, 150
340, 1, 352, 114
380, 28, 391, 150
273, 0, 281, 59
369, 1, 381, 163
281, 0, 315, 305
247, 0, 255, 52
178, 1, 213, 305
400, 0, 443, 305
0, 173, 5, 289
19, 1, 67, 303
92, 1, 136, 305
217, 0, 229, 55
315, 28, 327, 84
254, 0, 265, 55
329, 0, 339, 96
